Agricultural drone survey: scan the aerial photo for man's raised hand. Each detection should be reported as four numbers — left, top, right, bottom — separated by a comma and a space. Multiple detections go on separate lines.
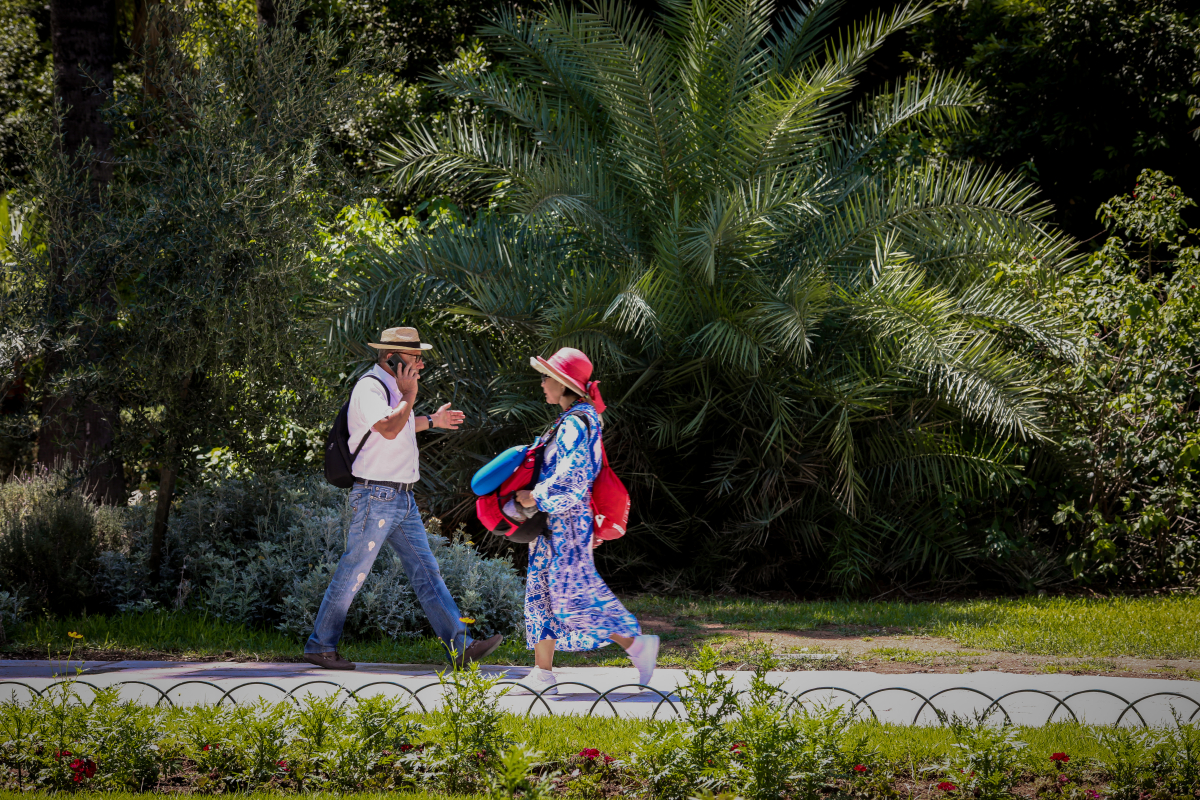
433, 402, 465, 430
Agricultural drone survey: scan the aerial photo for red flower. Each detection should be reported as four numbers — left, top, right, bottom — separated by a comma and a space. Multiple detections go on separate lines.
54, 750, 71, 759
730, 742, 745, 753
603, 754, 614, 764
399, 744, 413, 752
937, 782, 958, 792
277, 759, 289, 771
68, 757, 96, 781
579, 748, 601, 760
854, 764, 867, 772
1051, 752, 1070, 763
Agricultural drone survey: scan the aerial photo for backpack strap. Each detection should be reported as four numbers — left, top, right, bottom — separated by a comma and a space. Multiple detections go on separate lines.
543, 406, 593, 438
351, 374, 391, 457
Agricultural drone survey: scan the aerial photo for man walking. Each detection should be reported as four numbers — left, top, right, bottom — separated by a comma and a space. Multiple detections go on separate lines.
304, 327, 504, 670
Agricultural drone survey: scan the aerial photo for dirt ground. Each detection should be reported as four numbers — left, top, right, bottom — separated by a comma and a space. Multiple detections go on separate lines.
638, 615, 1200, 681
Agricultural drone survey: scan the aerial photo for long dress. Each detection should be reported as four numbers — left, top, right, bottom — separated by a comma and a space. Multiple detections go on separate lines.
523, 402, 640, 651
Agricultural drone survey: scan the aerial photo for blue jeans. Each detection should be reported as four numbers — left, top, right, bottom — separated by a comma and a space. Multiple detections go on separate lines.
305, 484, 471, 660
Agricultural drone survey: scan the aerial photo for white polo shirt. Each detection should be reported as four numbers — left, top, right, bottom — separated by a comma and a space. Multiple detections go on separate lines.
347, 364, 420, 483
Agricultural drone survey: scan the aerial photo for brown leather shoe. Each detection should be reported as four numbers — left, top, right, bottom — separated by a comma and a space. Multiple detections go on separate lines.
454, 634, 504, 668
303, 650, 356, 670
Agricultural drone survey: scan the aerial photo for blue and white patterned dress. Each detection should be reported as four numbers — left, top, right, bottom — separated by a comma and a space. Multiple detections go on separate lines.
524, 402, 641, 651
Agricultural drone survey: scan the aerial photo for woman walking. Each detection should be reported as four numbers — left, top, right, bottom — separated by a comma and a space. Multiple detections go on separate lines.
513, 347, 658, 694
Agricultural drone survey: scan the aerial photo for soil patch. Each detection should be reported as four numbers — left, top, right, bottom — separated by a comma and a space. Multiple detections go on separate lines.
638, 615, 1200, 680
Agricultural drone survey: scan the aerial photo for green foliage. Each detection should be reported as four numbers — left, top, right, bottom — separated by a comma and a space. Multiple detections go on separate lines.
633, 646, 862, 800
1022, 170, 1200, 588
420, 663, 513, 794
1, 686, 1198, 796
936, 712, 1026, 800
734, 668, 865, 800
0, 0, 376, 506
636, 646, 740, 799
0, 471, 124, 613
0, 684, 166, 791
0, 0, 51, 187
909, 0, 1200, 237
487, 746, 557, 800
346, 0, 1082, 592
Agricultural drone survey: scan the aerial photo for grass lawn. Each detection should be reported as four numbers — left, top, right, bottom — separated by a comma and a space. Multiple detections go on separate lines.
504, 714, 1133, 768
8, 594, 1198, 663
626, 594, 1200, 659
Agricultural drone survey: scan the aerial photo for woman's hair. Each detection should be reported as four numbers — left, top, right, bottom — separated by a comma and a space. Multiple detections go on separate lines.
562, 386, 581, 401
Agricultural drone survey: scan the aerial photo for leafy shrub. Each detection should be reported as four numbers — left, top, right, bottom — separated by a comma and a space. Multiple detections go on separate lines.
1097, 726, 1156, 800
92, 472, 524, 642
1025, 170, 1200, 589
417, 662, 513, 794
488, 746, 557, 800
0, 683, 166, 791
1098, 722, 1200, 800
0, 589, 26, 631
936, 711, 1026, 800
635, 646, 739, 800
734, 668, 856, 800
0, 471, 124, 613
1148, 720, 1200, 797
634, 647, 862, 800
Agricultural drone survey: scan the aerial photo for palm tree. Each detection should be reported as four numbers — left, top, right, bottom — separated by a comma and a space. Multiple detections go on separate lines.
342, 0, 1082, 591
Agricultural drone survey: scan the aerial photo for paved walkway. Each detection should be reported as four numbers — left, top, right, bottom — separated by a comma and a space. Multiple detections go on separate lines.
1, 660, 1197, 727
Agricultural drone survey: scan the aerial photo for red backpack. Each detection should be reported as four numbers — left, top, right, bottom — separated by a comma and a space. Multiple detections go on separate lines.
476, 411, 629, 543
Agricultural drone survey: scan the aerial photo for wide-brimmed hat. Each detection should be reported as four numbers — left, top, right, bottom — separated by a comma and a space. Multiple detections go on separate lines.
531, 348, 607, 412
367, 327, 433, 353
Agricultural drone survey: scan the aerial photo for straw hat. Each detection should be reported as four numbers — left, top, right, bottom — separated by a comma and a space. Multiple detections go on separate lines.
367, 327, 433, 353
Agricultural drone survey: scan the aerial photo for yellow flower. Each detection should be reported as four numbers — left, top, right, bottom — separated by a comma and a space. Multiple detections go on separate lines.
459, 617, 476, 624
67, 631, 83, 640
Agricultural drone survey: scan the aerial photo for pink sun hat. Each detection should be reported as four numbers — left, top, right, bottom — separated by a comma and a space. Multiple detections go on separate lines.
530, 347, 607, 413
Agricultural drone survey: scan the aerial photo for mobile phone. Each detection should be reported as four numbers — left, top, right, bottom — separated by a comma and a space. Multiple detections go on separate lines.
387, 353, 404, 371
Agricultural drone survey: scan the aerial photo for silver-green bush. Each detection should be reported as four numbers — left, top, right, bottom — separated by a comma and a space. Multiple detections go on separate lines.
93, 473, 524, 641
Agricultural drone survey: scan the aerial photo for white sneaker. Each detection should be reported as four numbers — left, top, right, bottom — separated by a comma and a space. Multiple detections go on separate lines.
512, 666, 558, 695
628, 634, 660, 685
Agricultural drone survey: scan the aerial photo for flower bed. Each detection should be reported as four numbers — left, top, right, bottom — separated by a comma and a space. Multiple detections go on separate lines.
1, 652, 1198, 798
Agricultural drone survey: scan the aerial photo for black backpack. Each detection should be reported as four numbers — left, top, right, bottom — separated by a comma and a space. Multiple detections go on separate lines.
323, 375, 390, 488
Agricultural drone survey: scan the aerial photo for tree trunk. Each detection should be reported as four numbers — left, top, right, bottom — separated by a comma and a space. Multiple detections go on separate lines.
50, 0, 115, 184
148, 453, 177, 581
147, 374, 192, 580
38, 0, 123, 502
35, 386, 125, 504
257, 0, 277, 29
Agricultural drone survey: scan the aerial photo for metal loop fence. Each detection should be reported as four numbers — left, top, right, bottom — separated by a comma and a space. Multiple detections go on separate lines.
1, 679, 1197, 728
